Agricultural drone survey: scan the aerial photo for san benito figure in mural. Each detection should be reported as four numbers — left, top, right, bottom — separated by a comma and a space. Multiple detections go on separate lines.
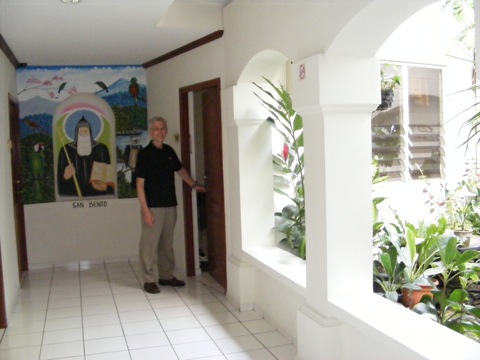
57, 116, 114, 197
53, 93, 117, 201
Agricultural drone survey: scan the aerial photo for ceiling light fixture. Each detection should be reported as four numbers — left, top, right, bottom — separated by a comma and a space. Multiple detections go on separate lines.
61, 0, 81, 3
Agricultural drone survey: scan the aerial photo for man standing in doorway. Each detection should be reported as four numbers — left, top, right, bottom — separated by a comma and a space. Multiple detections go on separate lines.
136, 116, 204, 294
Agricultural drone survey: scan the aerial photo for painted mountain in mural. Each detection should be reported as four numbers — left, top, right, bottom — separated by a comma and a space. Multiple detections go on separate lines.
20, 95, 58, 119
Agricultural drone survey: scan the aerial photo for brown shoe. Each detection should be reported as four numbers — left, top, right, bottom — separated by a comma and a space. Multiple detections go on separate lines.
144, 282, 160, 294
158, 277, 185, 287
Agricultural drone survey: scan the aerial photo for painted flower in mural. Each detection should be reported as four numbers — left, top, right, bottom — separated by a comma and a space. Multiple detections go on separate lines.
18, 75, 76, 99
68, 86, 78, 96
26, 76, 41, 85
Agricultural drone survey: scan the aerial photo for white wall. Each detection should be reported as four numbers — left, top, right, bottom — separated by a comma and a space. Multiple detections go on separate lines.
252, 266, 305, 344
24, 199, 141, 266
0, 47, 22, 319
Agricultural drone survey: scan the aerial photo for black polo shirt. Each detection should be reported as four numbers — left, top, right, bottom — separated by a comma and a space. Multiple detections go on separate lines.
135, 141, 182, 207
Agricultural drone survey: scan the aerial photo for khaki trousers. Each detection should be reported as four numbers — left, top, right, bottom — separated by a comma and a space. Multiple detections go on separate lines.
139, 207, 177, 283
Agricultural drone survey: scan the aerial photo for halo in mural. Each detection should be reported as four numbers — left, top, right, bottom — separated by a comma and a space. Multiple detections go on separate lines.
64, 110, 103, 141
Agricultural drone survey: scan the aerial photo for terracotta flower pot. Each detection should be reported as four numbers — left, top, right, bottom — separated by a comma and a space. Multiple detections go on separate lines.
402, 284, 435, 309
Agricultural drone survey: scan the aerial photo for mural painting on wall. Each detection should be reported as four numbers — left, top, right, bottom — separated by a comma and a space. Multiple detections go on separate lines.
17, 66, 148, 204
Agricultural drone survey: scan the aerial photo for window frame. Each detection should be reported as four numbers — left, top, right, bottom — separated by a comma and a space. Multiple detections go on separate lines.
372, 63, 444, 181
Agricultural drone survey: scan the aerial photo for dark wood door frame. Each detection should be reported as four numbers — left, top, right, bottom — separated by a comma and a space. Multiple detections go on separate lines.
0, 94, 28, 329
9, 94, 28, 280
179, 78, 226, 284
0, 245, 6, 329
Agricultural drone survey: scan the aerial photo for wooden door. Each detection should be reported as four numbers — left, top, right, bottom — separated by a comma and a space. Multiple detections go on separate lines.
201, 87, 227, 290
9, 95, 28, 279
179, 78, 227, 291
0, 245, 6, 329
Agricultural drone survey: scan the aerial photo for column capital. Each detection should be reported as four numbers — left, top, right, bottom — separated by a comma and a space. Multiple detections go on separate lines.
291, 54, 380, 111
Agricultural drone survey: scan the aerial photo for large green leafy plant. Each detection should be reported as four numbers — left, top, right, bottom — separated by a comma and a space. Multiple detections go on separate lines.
373, 213, 446, 303
254, 78, 306, 259
414, 236, 480, 341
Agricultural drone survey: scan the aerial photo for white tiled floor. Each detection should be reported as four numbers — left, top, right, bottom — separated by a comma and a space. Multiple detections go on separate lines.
0, 260, 297, 360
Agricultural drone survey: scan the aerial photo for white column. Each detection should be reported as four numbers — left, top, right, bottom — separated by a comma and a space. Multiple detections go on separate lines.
293, 54, 380, 359
224, 84, 276, 311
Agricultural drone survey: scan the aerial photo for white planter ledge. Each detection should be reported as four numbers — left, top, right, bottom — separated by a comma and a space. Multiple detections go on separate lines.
243, 246, 306, 294
330, 293, 480, 360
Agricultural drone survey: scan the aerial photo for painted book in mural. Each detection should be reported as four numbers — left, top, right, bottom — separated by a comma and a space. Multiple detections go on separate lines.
90, 161, 115, 188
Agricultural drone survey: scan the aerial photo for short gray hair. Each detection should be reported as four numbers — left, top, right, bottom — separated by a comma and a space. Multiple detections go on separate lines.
148, 116, 167, 129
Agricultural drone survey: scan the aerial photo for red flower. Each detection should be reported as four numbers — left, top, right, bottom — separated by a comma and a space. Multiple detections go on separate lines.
283, 144, 289, 161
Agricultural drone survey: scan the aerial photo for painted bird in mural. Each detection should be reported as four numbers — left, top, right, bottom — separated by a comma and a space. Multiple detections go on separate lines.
58, 82, 67, 94
94, 81, 109, 93
128, 77, 139, 105
24, 119, 49, 135
25, 119, 42, 130
31, 142, 45, 201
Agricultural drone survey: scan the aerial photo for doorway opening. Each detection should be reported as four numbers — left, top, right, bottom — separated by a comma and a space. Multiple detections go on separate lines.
179, 78, 227, 292
9, 95, 28, 281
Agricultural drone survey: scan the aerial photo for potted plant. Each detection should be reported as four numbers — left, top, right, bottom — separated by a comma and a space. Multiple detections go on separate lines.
380, 217, 448, 308
383, 218, 450, 308
376, 63, 401, 111
372, 206, 444, 307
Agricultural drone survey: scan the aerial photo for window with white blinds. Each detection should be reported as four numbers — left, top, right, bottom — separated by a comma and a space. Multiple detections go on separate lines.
372, 64, 444, 180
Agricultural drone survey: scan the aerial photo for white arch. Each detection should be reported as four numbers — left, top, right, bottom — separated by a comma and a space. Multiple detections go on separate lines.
326, 0, 438, 57
237, 49, 290, 85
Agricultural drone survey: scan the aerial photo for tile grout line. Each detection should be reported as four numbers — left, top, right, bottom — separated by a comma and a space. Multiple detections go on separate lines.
175, 276, 281, 358
38, 265, 54, 360
193, 276, 284, 359
105, 260, 134, 360
174, 280, 226, 357
78, 261, 87, 360
127, 257, 168, 358
133, 259, 188, 359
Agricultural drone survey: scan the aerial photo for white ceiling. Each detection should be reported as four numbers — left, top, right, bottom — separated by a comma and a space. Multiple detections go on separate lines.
0, 0, 232, 67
